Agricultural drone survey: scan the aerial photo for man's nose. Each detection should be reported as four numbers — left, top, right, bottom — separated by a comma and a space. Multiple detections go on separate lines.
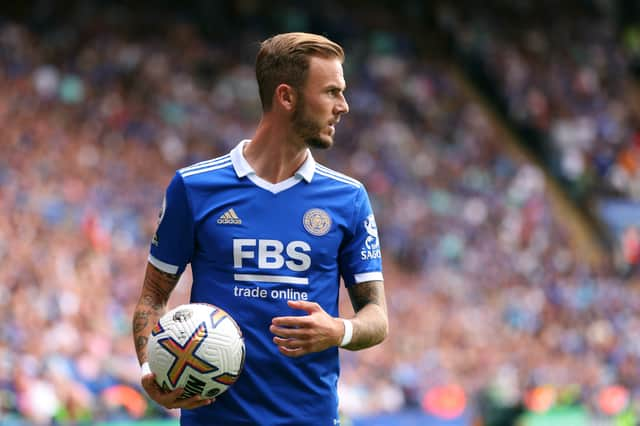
336, 94, 349, 115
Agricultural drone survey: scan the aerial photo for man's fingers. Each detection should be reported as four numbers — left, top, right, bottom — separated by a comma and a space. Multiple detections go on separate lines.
273, 336, 304, 348
172, 395, 215, 410
162, 392, 214, 410
141, 375, 173, 398
150, 387, 185, 406
163, 387, 186, 402
271, 316, 311, 327
286, 300, 321, 313
142, 380, 184, 405
278, 345, 305, 357
269, 324, 307, 338
181, 398, 214, 409
141, 375, 215, 410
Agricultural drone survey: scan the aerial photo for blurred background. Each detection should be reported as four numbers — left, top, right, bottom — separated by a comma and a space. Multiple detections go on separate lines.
2, 0, 640, 425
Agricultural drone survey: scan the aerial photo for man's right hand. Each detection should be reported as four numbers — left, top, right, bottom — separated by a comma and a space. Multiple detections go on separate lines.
142, 373, 214, 410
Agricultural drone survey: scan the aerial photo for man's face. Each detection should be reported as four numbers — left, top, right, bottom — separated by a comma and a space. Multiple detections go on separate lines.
292, 56, 349, 149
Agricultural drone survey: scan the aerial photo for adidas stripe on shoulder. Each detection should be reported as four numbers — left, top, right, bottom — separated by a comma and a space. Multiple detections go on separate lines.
179, 155, 232, 178
315, 164, 361, 188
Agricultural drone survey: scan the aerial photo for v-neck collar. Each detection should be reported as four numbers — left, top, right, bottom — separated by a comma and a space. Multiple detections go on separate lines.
230, 140, 315, 194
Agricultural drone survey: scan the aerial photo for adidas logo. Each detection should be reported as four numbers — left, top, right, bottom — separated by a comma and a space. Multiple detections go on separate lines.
217, 208, 242, 225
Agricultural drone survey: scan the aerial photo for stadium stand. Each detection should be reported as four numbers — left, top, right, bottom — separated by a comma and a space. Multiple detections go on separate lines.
1, 1, 640, 425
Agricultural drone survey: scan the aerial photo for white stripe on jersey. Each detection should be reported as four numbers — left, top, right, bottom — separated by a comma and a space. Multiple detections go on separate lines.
179, 155, 231, 174
315, 164, 361, 187
315, 167, 361, 188
354, 271, 384, 283
234, 273, 309, 285
148, 254, 179, 274
180, 160, 233, 178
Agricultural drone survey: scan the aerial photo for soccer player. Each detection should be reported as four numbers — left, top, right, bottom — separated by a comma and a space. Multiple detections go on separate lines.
132, 32, 389, 425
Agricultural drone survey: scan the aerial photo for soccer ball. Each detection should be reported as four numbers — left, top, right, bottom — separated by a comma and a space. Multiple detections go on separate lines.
147, 303, 245, 399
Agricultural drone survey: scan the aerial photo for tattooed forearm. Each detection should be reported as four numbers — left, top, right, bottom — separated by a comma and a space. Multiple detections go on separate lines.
135, 336, 149, 354
132, 263, 181, 363
348, 280, 386, 312
140, 294, 164, 311
143, 267, 179, 302
344, 281, 389, 351
133, 311, 151, 334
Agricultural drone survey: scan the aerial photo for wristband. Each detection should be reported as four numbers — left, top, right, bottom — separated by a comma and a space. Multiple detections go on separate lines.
340, 319, 353, 347
141, 361, 152, 377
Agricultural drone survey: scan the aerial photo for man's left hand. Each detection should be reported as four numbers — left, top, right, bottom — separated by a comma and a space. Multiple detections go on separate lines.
270, 300, 344, 357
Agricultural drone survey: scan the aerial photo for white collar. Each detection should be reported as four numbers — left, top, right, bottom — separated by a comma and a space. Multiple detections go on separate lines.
230, 139, 315, 183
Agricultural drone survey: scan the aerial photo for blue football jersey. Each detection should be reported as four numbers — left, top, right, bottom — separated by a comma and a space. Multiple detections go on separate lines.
149, 140, 384, 426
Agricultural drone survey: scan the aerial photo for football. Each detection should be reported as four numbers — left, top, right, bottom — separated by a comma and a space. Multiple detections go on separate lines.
147, 303, 245, 399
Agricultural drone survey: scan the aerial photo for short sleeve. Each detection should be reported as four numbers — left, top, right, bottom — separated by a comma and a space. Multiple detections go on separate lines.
148, 172, 195, 275
338, 186, 384, 287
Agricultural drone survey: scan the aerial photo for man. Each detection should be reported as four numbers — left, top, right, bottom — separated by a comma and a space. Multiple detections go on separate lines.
132, 32, 389, 425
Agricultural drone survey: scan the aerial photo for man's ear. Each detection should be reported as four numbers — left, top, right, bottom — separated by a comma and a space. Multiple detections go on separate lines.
274, 84, 297, 112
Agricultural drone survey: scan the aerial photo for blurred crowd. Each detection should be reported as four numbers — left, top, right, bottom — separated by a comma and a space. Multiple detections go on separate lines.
438, 0, 640, 202
436, 0, 640, 280
2, 1, 640, 424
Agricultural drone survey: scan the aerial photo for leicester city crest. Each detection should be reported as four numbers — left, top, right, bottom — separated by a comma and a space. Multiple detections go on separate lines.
303, 208, 331, 236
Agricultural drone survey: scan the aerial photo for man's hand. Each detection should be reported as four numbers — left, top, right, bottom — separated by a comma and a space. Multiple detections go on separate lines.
270, 300, 344, 357
141, 372, 214, 410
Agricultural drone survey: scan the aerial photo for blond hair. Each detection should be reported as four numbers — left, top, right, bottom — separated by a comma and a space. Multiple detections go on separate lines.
256, 32, 345, 111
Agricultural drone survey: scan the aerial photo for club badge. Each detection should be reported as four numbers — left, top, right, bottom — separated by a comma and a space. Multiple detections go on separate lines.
303, 208, 331, 236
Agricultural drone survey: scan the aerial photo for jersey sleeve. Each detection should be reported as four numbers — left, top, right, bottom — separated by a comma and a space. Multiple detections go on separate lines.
148, 172, 195, 275
338, 186, 384, 287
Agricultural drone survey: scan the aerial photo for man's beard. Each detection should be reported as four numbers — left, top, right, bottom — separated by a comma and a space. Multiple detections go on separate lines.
292, 97, 333, 150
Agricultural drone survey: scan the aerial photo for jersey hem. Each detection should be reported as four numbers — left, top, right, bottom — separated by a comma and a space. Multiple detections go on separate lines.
148, 254, 179, 274
353, 271, 384, 283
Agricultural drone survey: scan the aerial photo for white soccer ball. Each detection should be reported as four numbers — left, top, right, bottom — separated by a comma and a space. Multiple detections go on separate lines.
147, 303, 245, 399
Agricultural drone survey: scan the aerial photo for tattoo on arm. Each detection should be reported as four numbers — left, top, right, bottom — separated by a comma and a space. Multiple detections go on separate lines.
133, 311, 151, 334
348, 280, 387, 313
135, 336, 149, 354
132, 263, 181, 363
345, 281, 388, 350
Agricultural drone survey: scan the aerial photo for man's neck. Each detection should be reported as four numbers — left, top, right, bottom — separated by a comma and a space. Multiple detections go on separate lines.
244, 120, 308, 184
